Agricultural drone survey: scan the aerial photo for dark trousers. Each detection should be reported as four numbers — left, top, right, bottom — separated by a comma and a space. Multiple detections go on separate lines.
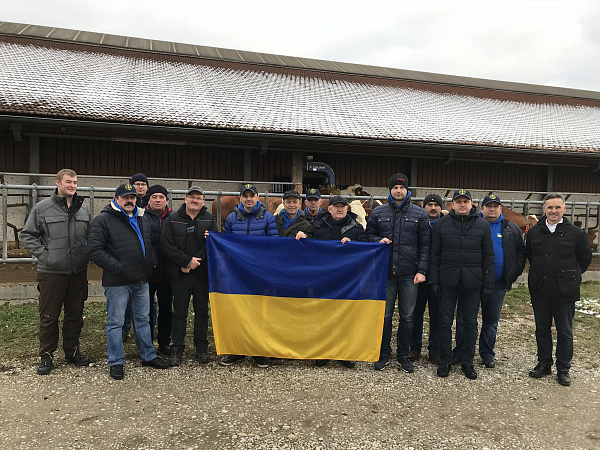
149, 279, 173, 346
410, 282, 439, 355
171, 273, 209, 353
439, 283, 480, 365
531, 297, 575, 372
37, 270, 88, 360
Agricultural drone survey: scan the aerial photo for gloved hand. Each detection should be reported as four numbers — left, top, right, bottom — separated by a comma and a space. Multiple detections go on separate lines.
430, 283, 442, 299
481, 288, 493, 301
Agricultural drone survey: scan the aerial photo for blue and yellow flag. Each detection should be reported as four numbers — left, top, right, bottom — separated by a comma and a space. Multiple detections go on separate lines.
207, 233, 389, 362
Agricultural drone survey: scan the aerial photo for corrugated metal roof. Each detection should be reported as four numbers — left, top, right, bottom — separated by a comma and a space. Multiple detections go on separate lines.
2, 20, 599, 101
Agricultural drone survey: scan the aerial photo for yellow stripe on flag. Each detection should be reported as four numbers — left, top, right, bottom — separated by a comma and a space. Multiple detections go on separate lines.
210, 293, 385, 362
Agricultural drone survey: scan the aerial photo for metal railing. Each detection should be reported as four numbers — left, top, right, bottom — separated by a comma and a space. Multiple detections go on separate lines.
2, 182, 600, 263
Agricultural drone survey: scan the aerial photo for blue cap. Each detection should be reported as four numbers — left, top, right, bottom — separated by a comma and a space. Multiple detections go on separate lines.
240, 184, 258, 195
305, 188, 321, 199
115, 183, 138, 197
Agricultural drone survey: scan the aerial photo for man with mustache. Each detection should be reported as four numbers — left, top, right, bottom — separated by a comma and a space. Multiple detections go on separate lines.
87, 183, 169, 380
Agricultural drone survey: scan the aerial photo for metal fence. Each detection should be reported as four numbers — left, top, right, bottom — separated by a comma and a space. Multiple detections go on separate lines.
2, 182, 600, 263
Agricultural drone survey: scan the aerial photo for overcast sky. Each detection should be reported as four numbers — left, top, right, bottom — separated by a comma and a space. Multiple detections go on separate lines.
2, 0, 599, 92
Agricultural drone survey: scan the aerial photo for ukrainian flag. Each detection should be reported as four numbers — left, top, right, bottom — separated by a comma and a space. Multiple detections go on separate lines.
207, 233, 389, 362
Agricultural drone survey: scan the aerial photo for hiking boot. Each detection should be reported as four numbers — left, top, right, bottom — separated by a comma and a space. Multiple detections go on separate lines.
557, 371, 571, 386
196, 352, 209, 364
315, 359, 329, 367
253, 356, 269, 368
110, 364, 124, 380
37, 360, 53, 375
461, 364, 478, 380
437, 363, 450, 378
341, 360, 356, 369
481, 356, 495, 369
220, 354, 245, 366
169, 346, 184, 367
157, 344, 171, 357
408, 349, 421, 362
64, 350, 91, 366
529, 363, 551, 378
142, 356, 169, 369
374, 356, 390, 371
397, 358, 415, 373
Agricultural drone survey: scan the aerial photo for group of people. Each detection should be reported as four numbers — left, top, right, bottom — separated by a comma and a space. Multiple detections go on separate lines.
21, 169, 592, 386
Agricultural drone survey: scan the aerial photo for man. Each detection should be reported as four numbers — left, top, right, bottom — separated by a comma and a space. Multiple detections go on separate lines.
410, 193, 444, 365
221, 184, 278, 367
454, 194, 526, 369
429, 189, 495, 380
87, 183, 169, 380
365, 173, 430, 373
313, 195, 367, 368
275, 190, 313, 239
21, 169, 91, 375
304, 188, 325, 223
145, 184, 173, 357
527, 193, 591, 386
161, 186, 219, 366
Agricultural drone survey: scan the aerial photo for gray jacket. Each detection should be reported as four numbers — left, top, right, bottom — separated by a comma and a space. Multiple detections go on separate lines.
21, 190, 90, 274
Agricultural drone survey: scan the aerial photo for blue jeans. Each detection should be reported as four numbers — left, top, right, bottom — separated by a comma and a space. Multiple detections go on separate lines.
439, 283, 480, 365
105, 283, 157, 366
455, 282, 505, 359
411, 282, 439, 355
380, 274, 419, 361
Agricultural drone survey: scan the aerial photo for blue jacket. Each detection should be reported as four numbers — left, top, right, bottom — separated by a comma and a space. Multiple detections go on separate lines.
365, 192, 431, 276
224, 201, 278, 236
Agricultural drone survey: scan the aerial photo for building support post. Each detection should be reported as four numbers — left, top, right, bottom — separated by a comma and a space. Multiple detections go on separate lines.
243, 148, 252, 182
292, 151, 304, 194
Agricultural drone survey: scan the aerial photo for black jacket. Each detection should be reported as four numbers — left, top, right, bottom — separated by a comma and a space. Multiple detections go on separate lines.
429, 210, 495, 290
275, 211, 313, 238
144, 205, 172, 282
87, 202, 156, 287
366, 195, 430, 276
312, 212, 366, 242
161, 204, 219, 279
526, 217, 592, 302
499, 219, 527, 290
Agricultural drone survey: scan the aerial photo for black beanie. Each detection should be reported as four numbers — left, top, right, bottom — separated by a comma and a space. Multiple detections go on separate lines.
131, 173, 149, 185
146, 184, 168, 198
389, 173, 409, 191
423, 193, 443, 207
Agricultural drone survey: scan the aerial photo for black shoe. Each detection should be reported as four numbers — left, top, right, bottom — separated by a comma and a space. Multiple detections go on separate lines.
253, 356, 269, 368
428, 354, 441, 365
220, 354, 245, 366
157, 344, 171, 357
461, 364, 478, 380
37, 360, 53, 375
408, 349, 421, 362
169, 346, 184, 367
398, 357, 415, 373
374, 356, 390, 371
64, 352, 91, 366
142, 356, 169, 369
196, 352, 209, 364
481, 357, 495, 369
529, 363, 551, 378
315, 359, 329, 367
450, 354, 461, 366
110, 364, 124, 380
437, 363, 450, 377
341, 360, 356, 369
557, 371, 571, 386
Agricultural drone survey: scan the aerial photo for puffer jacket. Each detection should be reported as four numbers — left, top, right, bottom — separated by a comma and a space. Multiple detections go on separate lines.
429, 210, 495, 290
87, 202, 156, 287
161, 204, 219, 279
224, 202, 278, 236
526, 217, 592, 302
312, 211, 367, 241
275, 211, 313, 238
21, 190, 90, 274
144, 205, 172, 282
499, 219, 527, 290
366, 193, 430, 276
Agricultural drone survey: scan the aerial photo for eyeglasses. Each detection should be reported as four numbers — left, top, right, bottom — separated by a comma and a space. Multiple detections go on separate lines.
133, 182, 147, 187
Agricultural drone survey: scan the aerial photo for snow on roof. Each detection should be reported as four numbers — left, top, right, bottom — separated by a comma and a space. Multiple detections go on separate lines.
1, 36, 599, 153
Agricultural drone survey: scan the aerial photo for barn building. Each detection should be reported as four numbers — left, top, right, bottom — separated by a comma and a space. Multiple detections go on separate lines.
1, 21, 600, 201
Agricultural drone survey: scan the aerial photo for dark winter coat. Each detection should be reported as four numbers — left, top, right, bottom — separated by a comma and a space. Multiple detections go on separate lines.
224, 204, 278, 236
21, 190, 90, 274
87, 202, 156, 287
429, 210, 495, 290
275, 211, 313, 238
144, 205, 172, 282
526, 217, 592, 302
161, 204, 219, 279
312, 212, 367, 242
365, 195, 430, 276
499, 219, 527, 290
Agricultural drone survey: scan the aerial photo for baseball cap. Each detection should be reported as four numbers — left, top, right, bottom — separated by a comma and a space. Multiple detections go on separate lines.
329, 195, 349, 205
452, 189, 472, 201
481, 194, 502, 206
115, 183, 138, 197
187, 186, 205, 196
283, 190, 301, 199
305, 188, 321, 200
240, 184, 258, 195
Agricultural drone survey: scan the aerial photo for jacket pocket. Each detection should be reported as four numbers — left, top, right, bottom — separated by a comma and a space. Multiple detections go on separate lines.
556, 269, 580, 298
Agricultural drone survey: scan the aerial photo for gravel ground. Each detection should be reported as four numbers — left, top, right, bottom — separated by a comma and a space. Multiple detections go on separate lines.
1, 316, 599, 450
